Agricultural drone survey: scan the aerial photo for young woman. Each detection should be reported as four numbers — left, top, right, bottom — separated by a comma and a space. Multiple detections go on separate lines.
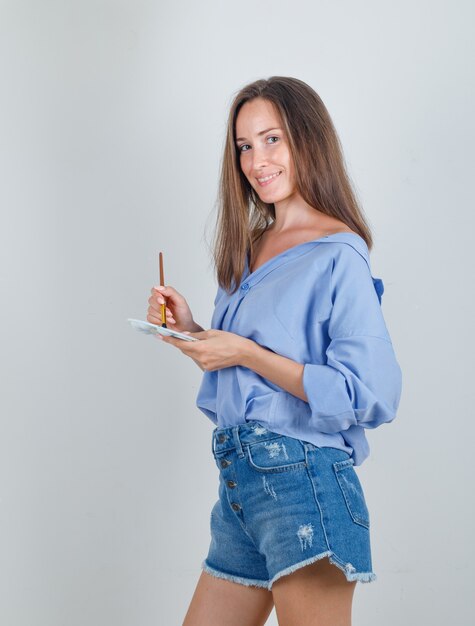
147, 76, 402, 626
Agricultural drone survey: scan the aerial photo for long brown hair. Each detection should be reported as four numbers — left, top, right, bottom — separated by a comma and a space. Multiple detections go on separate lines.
211, 76, 373, 294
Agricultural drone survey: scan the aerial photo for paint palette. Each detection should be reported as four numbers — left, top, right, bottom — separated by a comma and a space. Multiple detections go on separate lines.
127, 318, 199, 342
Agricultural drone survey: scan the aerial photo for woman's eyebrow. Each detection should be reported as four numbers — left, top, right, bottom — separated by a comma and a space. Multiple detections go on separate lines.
236, 127, 282, 142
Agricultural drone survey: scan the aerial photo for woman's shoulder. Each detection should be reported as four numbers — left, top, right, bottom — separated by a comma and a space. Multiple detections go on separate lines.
301, 229, 370, 271
321, 237, 384, 304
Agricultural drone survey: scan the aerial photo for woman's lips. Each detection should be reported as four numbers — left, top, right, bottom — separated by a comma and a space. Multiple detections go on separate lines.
256, 171, 282, 187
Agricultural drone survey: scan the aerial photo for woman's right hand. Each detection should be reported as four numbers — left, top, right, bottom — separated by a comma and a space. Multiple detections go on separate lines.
147, 285, 198, 333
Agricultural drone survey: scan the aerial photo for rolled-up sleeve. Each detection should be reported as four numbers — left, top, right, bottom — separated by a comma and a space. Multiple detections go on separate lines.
302, 245, 402, 434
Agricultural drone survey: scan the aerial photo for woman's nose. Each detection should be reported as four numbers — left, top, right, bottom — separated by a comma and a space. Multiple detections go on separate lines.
251, 146, 269, 169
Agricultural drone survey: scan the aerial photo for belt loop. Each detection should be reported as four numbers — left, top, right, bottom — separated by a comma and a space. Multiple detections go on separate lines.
232, 426, 245, 458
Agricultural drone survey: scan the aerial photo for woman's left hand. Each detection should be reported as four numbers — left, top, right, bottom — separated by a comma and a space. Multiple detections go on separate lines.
156, 329, 255, 371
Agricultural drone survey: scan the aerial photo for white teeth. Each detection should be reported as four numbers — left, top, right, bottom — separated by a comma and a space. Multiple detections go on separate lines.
258, 171, 281, 182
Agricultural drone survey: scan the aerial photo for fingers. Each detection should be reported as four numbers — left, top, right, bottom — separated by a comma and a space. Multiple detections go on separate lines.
147, 286, 187, 329
147, 306, 176, 325
151, 285, 178, 299
149, 290, 166, 308
157, 334, 193, 350
148, 302, 175, 319
148, 289, 176, 324
151, 285, 185, 306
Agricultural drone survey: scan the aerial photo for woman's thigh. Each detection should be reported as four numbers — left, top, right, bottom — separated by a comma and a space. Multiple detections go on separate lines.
182, 570, 274, 626
271, 556, 357, 626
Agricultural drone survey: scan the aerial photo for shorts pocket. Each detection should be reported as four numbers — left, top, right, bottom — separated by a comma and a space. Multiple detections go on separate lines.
245, 436, 307, 473
333, 458, 370, 529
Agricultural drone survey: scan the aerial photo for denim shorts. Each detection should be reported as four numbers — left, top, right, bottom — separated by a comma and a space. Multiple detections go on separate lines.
201, 420, 376, 590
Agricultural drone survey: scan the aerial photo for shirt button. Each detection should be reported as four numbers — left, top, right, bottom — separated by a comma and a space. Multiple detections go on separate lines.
227, 480, 237, 488
240, 283, 250, 291
220, 459, 231, 468
231, 503, 241, 511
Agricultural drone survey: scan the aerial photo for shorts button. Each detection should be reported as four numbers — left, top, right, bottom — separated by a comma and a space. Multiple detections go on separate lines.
227, 480, 237, 488
217, 434, 227, 443
220, 459, 231, 468
231, 503, 241, 511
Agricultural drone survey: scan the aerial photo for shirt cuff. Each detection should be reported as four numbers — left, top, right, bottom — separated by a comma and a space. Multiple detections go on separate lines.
302, 362, 357, 433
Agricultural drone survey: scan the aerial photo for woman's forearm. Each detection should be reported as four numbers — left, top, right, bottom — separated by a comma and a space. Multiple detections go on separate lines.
240, 341, 308, 402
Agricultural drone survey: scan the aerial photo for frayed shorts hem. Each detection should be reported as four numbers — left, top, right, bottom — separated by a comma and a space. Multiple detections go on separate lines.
201, 560, 269, 589
268, 551, 377, 587
201, 552, 376, 591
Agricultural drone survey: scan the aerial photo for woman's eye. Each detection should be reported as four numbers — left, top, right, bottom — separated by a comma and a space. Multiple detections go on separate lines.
238, 136, 279, 153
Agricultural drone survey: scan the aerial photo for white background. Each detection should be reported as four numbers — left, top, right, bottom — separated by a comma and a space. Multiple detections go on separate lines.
1, 1, 473, 624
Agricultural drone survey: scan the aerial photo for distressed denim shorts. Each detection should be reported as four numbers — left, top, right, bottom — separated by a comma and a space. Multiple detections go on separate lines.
201, 420, 376, 590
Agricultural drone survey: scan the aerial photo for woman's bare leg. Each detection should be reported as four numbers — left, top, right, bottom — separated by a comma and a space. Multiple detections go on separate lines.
271, 557, 357, 626
182, 570, 274, 626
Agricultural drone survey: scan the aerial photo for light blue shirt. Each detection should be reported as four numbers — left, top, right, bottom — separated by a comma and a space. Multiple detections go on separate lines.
195, 232, 402, 465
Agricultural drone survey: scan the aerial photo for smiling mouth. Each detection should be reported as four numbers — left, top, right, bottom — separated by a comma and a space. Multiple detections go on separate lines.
256, 171, 282, 186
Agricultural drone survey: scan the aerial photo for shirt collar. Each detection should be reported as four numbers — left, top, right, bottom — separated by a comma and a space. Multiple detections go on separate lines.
243, 232, 371, 287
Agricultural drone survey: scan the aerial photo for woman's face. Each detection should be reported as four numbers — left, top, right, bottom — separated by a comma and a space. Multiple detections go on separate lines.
235, 97, 297, 204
